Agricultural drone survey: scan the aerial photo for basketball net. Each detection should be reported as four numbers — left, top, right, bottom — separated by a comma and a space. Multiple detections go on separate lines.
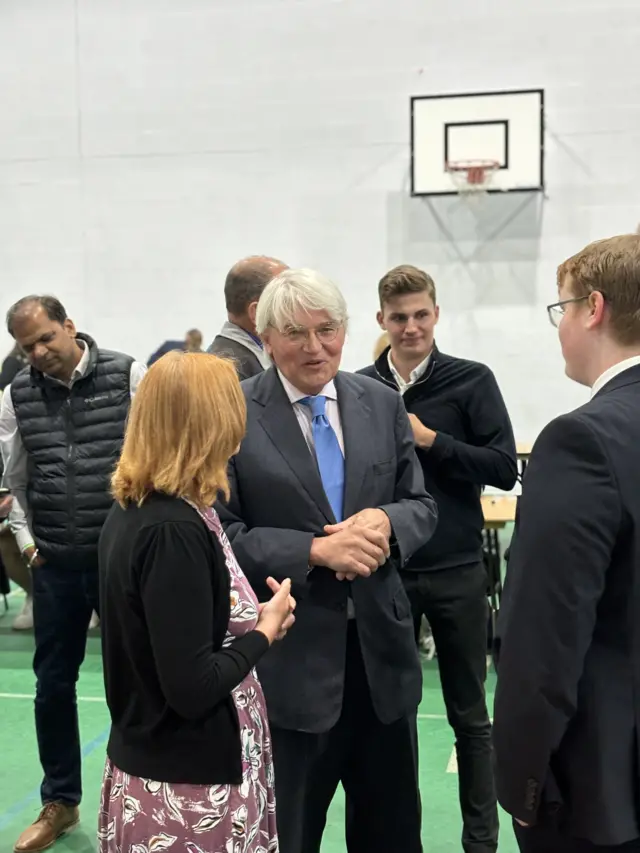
446, 160, 500, 201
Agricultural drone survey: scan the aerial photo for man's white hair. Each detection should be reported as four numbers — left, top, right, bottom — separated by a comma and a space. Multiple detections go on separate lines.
256, 268, 348, 334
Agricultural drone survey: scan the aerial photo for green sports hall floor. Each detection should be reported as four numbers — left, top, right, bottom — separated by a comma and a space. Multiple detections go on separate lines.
0, 587, 519, 853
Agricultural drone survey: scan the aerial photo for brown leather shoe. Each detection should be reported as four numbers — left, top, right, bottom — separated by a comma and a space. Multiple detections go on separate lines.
14, 803, 79, 852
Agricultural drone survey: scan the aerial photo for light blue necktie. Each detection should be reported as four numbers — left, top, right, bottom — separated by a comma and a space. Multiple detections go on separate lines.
300, 395, 345, 522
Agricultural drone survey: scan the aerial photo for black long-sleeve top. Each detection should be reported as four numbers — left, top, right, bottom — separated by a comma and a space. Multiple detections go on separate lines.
98, 491, 269, 784
359, 345, 518, 571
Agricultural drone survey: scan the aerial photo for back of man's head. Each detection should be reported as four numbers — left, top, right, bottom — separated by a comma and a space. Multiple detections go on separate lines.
224, 256, 288, 320
185, 328, 203, 351
558, 234, 640, 346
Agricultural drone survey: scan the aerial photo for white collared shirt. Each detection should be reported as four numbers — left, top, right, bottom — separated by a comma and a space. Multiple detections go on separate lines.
277, 370, 344, 454
590, 355, 640, 398
387, 350, 431, 395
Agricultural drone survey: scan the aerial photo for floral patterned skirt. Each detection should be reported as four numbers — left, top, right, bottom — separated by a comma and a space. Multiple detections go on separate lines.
98, 736, 278, 853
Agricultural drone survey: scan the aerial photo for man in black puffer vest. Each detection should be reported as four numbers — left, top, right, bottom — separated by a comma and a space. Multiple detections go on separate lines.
0, 295, 146, 853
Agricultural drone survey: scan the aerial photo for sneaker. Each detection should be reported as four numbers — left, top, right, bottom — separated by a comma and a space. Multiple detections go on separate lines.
12, 595, 33, 631
421, 634, 436, 661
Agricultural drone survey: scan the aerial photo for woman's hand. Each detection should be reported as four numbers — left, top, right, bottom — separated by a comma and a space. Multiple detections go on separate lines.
256, 577, 296, 645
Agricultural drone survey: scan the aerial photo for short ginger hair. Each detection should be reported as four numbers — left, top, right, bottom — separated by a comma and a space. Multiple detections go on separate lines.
558, 234, 640, 346
112, 351, 246, 507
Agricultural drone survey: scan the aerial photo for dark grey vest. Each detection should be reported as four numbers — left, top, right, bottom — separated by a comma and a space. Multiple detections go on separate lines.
10, 333, 133, 562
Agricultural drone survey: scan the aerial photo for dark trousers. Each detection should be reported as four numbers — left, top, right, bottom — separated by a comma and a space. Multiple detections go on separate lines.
514, 821, 640, 852
32, 559, 99, 807
271, 622, 422, 853
401, 562, 498, 853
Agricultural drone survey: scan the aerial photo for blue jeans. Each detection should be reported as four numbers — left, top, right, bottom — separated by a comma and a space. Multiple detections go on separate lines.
32, 558, 99, 806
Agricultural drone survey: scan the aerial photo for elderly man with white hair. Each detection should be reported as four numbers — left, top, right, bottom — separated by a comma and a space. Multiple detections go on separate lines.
216, 268, 437, 853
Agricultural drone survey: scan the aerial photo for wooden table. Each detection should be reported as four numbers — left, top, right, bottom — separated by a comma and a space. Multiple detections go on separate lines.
481, 494, 518, 527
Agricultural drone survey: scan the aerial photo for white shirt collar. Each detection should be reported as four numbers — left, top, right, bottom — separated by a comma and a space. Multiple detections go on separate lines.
72, 340, 90, 380
387, 350, 431, 394
47, 339, 89, 388
277, 369, 338, 404
590, 355, 640, 398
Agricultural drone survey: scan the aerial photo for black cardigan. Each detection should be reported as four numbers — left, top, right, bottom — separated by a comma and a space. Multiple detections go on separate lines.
98, 492, 269, 784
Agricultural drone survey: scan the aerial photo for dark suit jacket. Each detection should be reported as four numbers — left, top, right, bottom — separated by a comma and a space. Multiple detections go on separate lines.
207, 335, 263, 382
493, 364, 640, 846
216, 367, 437, 733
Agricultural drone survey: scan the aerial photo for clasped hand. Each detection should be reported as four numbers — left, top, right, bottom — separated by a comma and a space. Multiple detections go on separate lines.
310, 508, 392, 582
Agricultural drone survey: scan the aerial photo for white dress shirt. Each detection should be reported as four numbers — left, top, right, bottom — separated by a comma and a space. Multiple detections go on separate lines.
590, 355, 640, 398
0, 343, 146, 552
387, 350, 431, 395
277, 370, 345, 455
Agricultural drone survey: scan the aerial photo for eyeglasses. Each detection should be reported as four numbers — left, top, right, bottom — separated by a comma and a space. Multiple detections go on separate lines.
546, 296, 589, 328
280, 324, 342, 345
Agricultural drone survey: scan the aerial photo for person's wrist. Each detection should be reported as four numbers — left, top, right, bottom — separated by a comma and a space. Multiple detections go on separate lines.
256, 615, 279, 645
22, 545, 38, 567
309, 536, 327, 568
416, 427, 434, 449
256, 626, 276, 646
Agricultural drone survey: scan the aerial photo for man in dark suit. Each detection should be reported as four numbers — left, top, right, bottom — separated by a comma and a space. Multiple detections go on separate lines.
217, 267, 437, 853
208, 255, 288, 380
493, 233, 640, 852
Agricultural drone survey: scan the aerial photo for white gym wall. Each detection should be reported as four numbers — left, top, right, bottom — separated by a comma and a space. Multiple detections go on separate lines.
1, 0, 639, 442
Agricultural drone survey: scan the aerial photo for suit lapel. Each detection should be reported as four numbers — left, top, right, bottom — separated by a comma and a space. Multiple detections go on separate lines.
336, 372, 371, 519
255, 369, 335, 524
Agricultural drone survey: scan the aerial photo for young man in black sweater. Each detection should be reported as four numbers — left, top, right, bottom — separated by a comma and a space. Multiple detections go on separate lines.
358, 264, 517, 853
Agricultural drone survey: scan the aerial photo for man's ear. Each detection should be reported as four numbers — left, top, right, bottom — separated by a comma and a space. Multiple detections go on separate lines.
63, 318, 77, 338
247, 302, 258, 326
585, 291, 606, 331
261, 328, 273, 358
376, 310, 385, 330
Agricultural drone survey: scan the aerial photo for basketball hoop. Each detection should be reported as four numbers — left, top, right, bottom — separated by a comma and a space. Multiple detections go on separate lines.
445, 159, 500, 195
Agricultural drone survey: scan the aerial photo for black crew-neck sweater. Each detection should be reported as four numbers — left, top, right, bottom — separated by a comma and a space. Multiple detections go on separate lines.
358, 346, 517, 571
98, 492, 269, 785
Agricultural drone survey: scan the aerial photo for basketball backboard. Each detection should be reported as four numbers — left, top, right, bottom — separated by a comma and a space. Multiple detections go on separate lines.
411, 89, 544, 196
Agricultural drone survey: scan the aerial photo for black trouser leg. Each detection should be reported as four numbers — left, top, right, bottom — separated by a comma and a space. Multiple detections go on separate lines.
342, 623, 422, 853
402, 564, 498, 853
32, 560, 98, 806
271, 726, 324, 853
271, 623, 422, 853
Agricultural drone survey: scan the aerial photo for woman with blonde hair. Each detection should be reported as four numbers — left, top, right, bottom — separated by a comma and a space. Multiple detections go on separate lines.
97, 351, 295, 852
